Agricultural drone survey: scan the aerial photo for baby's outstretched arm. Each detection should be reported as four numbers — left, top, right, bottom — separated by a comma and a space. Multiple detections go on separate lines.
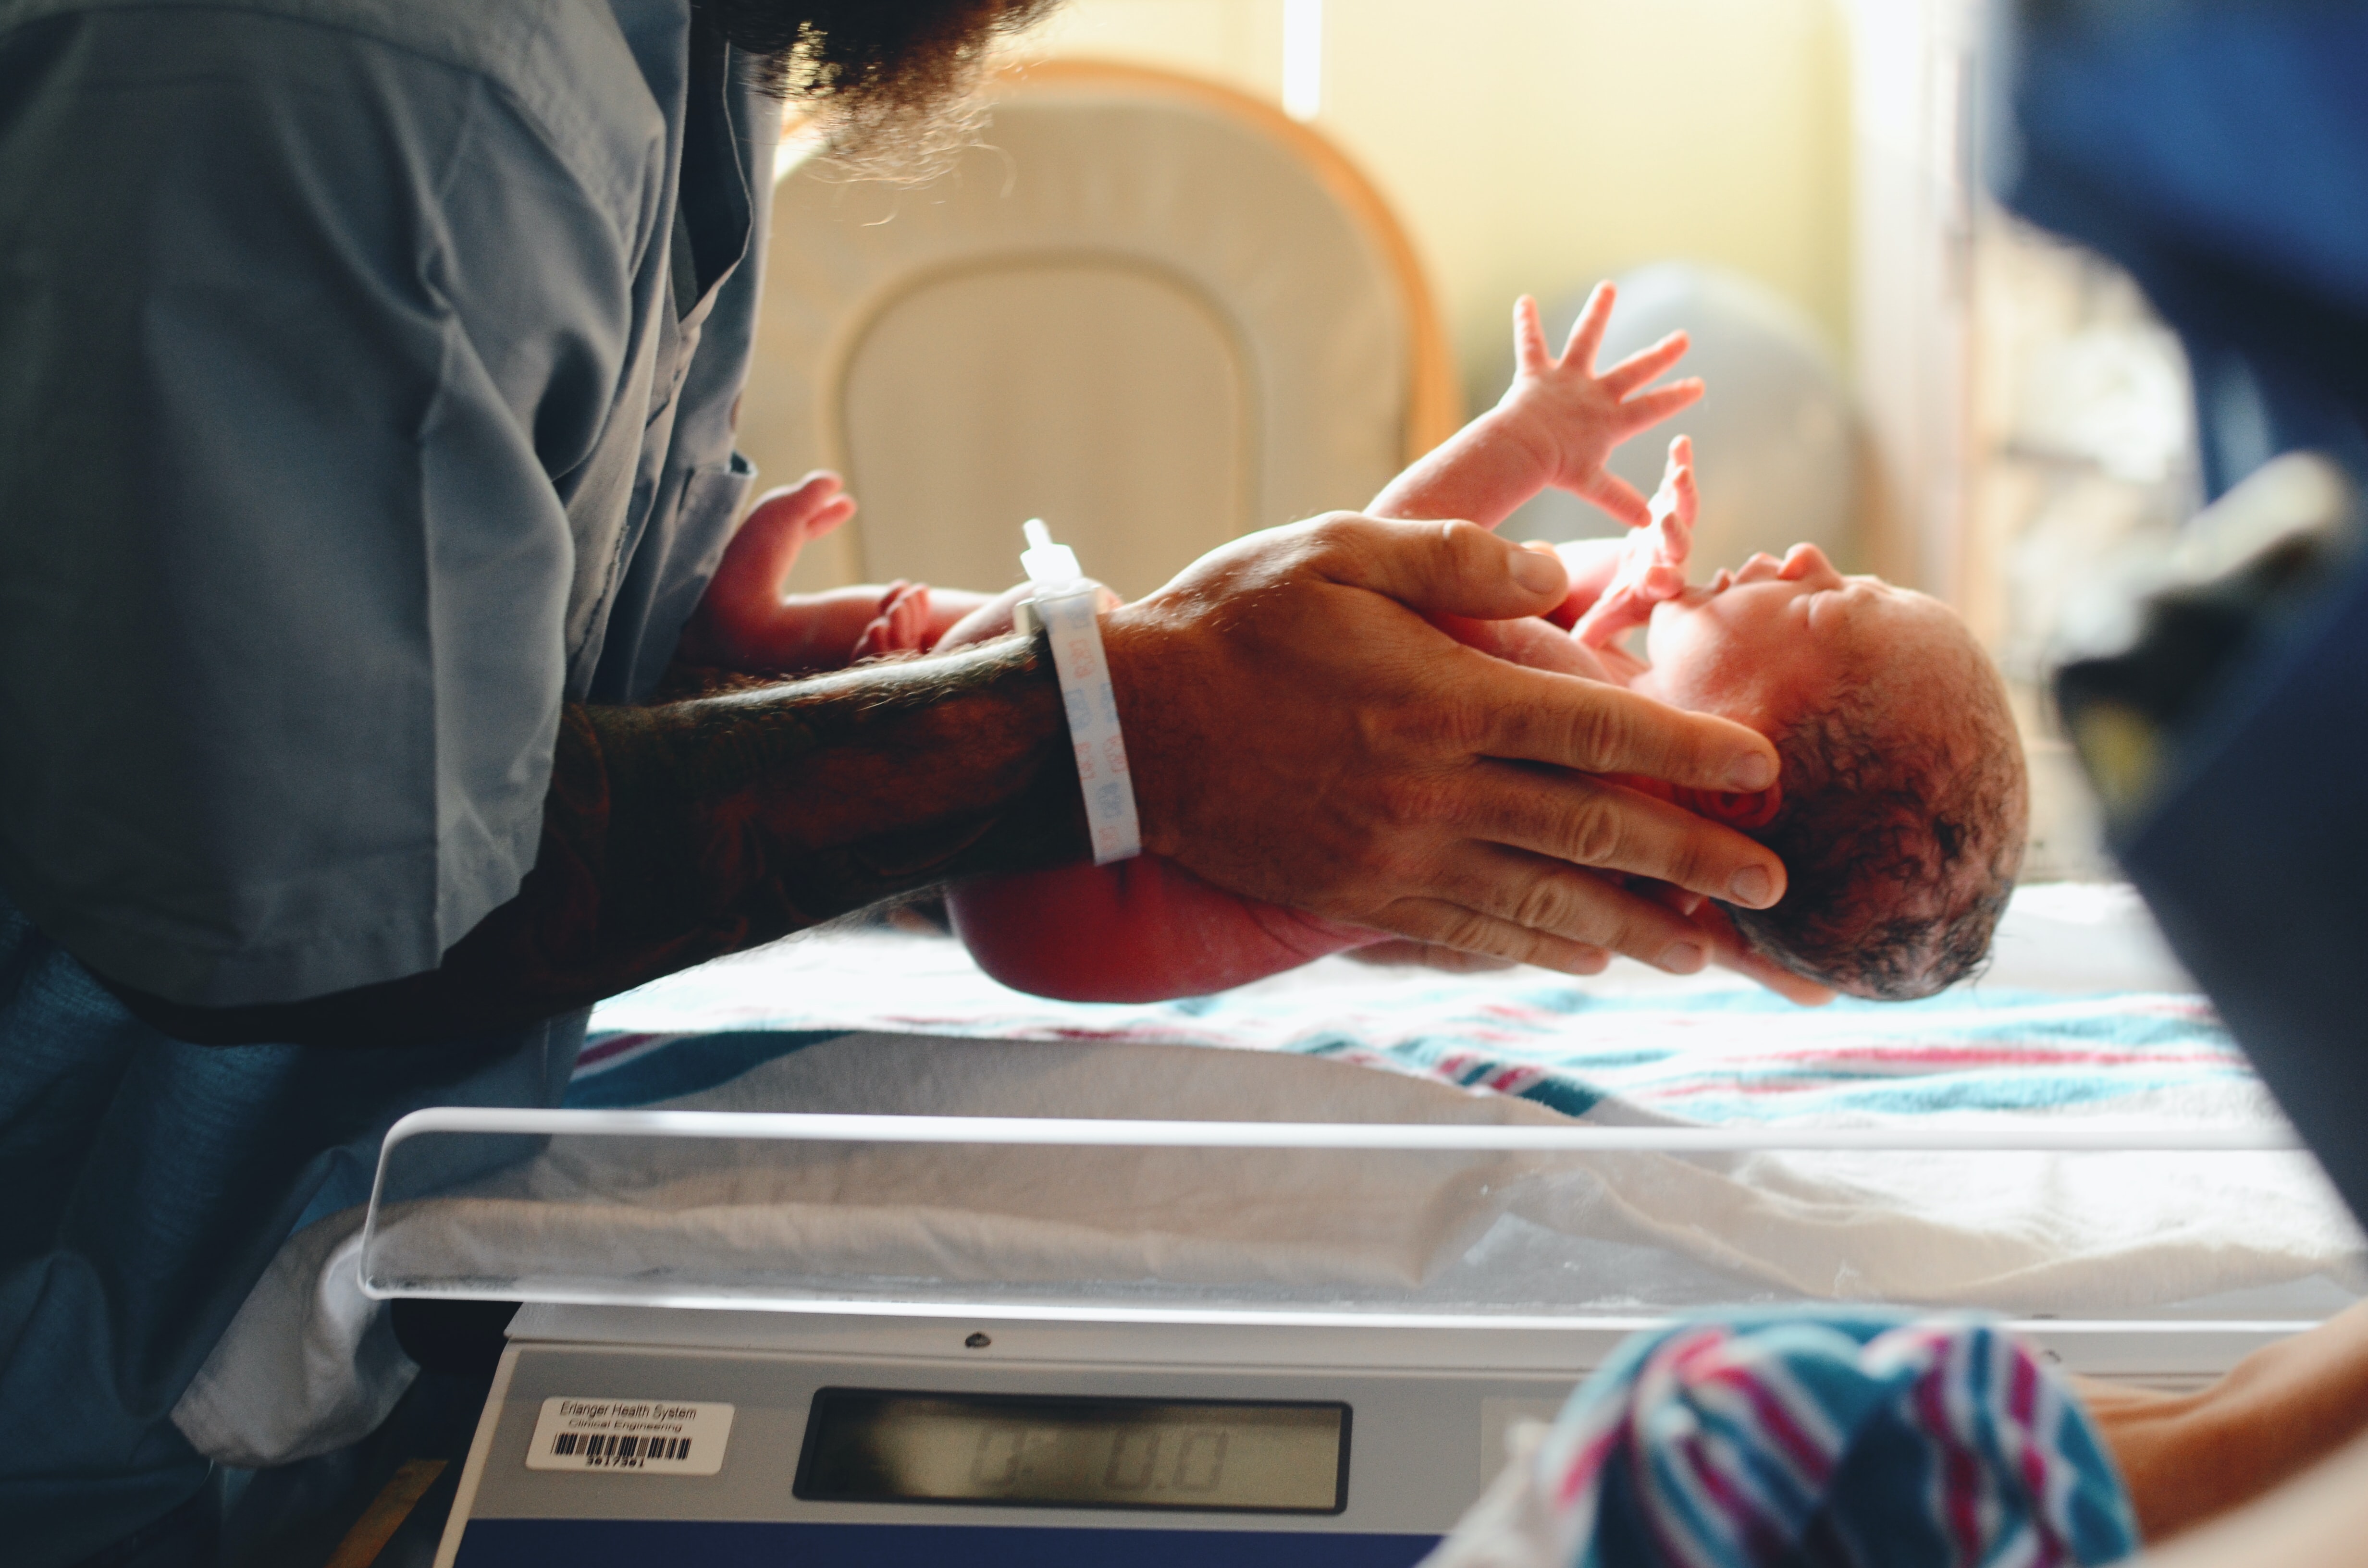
1372, 283, 1702, 532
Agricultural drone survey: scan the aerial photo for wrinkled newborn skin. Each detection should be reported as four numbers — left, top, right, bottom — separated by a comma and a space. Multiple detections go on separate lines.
1628, 544, 2027, 1001
948, 517, 2025, 1005
948, 282, 2028, 1003
681, 284, 2023, 1004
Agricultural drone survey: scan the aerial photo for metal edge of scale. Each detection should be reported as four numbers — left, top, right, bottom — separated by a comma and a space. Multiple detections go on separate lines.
497, 1299, 2325, 1379
425, 1304, 2318, 1568
365, 1106, 2338, 1379
390, 1112, 2338, 1563
361, 1108, 2327, 1357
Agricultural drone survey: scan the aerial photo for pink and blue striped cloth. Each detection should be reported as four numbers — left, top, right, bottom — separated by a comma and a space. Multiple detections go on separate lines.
1430, 1311, 2136, 1568
576, 936, 2245, 1126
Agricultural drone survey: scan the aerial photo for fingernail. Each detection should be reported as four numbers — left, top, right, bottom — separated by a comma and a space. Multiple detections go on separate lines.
1727, 753, 1776, 792
1659, 942, 1706, 973
1729, 865, 1774, 906
1512, 550, 1563, 594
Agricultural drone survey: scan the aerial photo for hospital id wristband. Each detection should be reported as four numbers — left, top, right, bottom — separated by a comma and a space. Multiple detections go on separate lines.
1017, 520, 1142, 866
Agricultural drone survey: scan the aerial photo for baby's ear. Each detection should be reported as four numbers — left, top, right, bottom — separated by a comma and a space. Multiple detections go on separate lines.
1672, 782, 1782, 830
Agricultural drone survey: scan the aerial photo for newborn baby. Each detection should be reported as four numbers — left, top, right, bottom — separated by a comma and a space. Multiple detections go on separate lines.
1542, 444, 2029, 1001
946, 290, 2025, 1003
685, 284, 2026, 1003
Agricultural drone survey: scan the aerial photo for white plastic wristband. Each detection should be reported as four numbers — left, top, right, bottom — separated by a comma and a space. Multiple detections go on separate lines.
1017, 520, 1142, 865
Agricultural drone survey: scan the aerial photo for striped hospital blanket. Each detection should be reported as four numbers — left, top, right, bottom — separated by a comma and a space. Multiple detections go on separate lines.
580, 931, 2250, 1128
1424, 1310, 2137, 1568
576, 888, 2364, 1312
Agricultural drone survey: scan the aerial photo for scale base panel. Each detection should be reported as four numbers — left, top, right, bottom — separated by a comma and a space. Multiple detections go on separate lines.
456, 1519, 1436, 1566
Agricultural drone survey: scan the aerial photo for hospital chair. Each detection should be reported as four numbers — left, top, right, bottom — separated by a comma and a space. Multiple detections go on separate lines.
734, 59, 1459, 601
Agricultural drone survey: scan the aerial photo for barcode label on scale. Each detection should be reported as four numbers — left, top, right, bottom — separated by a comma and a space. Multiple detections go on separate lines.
526, 1397, 733, 1475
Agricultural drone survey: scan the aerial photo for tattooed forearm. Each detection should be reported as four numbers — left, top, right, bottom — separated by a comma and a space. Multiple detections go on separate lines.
110, 635, 1087, 1047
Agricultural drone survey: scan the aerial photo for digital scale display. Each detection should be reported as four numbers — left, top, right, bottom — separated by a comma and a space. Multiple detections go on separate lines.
793, 1389, 1350, 1515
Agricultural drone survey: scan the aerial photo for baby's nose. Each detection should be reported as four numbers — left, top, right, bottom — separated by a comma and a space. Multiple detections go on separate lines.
1779, 543, 1835, 579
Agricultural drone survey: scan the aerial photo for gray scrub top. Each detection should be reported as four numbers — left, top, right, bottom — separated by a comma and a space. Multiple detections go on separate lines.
0, 0, 777, 1557
0, 0, 777, 1008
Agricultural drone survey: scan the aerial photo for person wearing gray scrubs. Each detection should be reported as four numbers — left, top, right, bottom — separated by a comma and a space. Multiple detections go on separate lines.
1, 5, 782, 1557
0, 3, 1798, 1560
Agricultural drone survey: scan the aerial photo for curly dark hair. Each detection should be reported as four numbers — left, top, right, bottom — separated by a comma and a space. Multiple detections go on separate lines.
698, 0, 1062, 176
1725, 643, 2028, 1001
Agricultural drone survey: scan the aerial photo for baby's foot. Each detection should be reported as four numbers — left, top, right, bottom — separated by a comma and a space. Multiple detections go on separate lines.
678, 470, 859, 670
745, 470, 857, 559
851, 579, 933, 662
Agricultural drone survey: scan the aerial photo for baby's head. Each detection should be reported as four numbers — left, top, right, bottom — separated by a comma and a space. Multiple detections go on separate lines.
1634, 544, 2027, 1000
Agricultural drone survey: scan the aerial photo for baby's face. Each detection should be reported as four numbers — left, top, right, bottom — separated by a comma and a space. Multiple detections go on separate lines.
1630, 544, 1966, 734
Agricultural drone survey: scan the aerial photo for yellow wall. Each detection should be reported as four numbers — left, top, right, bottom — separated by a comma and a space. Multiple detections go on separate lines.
1011, 0, 1851, 409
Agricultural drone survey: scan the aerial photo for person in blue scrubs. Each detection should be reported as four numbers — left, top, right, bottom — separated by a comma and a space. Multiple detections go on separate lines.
0, 3, 1801, 1560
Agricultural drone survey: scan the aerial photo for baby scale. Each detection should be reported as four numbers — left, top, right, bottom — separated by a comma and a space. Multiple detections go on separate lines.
360, 1107, 2333, 1567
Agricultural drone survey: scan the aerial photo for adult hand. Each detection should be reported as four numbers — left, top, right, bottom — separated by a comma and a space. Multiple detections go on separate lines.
1102, 514, 1788, 976
1640, 885, 1838, 1005
1345, 939, 1524, 975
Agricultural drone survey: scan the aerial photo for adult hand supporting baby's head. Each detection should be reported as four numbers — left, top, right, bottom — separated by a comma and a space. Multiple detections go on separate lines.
1101, 513, 1788, 978
1636, 883, 1838, 1006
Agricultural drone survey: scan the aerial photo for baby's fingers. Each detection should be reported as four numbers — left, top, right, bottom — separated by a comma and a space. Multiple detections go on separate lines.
1561, 281, 1616, 372
1651, 436, 1699, 529
1616, 379, 1705, 434
1570, 589, 1652, 650
1577, 467, 1652, 530
1600, 331, 1690, 397
1513, 295, 1552, 375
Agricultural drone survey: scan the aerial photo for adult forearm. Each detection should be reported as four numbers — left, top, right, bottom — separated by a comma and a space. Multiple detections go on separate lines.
2080, 1299, 2368, 1541
113, 635, 1086, 1047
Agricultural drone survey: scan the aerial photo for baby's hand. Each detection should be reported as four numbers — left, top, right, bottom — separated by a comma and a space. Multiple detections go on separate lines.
1571, 436, 1697, 649
1500, 283, 1703, 528
851, 579, 934, 662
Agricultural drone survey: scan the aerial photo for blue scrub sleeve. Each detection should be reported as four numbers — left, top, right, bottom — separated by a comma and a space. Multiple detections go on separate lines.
0, 5, 662, 1005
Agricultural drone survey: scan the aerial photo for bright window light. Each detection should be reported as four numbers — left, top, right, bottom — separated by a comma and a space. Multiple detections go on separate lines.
1283, 0, 1323, 122
775, 112, 825, 184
